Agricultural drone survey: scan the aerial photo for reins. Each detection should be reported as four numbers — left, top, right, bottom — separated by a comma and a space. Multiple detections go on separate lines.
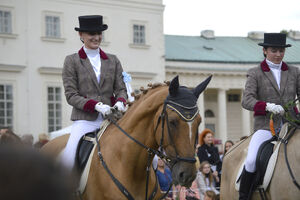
94, 99, 197, 200
280, 118, 300, 190
280, 98, 300, 190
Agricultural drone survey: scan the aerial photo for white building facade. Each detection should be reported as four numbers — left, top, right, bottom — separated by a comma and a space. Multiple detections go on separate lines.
1, 0, 300, 144
0, 0, 165, 139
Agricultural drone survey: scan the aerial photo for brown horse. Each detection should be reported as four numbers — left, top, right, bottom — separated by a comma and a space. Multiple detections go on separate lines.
220, 123, 300, 200
43, 75, 212, 200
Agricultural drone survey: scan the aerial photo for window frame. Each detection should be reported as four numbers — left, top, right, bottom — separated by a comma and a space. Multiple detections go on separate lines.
0, 83, 14, 129
227, 93, 241, 102
0, 6, 17, 39
47, 86, 62, 132
129, 20, 150, 49
41, 11, 65, 42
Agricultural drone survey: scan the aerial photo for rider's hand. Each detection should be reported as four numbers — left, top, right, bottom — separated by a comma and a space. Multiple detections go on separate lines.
113, 101, 127, 112
94, 102, 112, 116
266, 103, 285, 115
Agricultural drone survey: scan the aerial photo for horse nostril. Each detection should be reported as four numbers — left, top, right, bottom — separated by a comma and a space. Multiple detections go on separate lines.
179, 171, 185, 179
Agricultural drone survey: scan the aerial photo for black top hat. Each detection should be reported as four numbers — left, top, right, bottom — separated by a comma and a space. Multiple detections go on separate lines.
74, 15, 108, 32
258, 33, 291, 48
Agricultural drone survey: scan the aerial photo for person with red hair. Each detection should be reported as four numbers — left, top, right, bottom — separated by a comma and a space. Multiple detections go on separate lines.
197, 129, 222, 188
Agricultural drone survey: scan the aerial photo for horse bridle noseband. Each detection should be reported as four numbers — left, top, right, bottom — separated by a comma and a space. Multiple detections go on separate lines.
93, 99, 198, 200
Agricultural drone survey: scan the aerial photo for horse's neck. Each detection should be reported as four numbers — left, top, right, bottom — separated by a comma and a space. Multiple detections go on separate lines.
117, 116, 158, 173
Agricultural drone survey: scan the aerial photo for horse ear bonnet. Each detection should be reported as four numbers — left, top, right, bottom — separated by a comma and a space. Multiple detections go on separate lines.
169, 75, 179, 97
166, 75, 212, 121
193, 75, 212, 98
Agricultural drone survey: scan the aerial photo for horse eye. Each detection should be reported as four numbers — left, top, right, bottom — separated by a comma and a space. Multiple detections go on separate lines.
169, 119, 177, 127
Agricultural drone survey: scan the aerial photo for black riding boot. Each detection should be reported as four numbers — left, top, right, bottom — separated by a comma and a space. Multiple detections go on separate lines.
239, 168, 255, 200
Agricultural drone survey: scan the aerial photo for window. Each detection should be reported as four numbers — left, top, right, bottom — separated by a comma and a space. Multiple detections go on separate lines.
205, 123, 215, 133
0, 10, 12, 34
45, 15, 61, 38
133, 24, 145, 45
0, 84, 13, 129
228, 94, 240, 102
205, 109, 215, 118
48, 87, 62, 132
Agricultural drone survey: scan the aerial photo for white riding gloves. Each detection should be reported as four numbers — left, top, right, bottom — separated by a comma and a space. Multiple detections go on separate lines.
265, 103, 285, 115
113, 101, 127, 112
94, 102, 112, 116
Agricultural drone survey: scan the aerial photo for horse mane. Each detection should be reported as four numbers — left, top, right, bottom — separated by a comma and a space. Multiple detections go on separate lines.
127, 80, 170, 107
116, 81, 171, 126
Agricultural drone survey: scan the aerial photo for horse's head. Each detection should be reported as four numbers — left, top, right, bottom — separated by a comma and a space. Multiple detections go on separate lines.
155, 75, 212, 187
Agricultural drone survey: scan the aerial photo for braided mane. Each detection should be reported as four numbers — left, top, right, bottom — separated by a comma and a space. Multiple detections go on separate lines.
127, 81, 170, 106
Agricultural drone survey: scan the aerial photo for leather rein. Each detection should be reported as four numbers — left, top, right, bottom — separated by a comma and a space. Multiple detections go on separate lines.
94, 99, 197, 200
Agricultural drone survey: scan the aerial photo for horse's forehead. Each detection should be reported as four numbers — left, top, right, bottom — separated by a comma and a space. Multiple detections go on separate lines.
176, 113, 200, 128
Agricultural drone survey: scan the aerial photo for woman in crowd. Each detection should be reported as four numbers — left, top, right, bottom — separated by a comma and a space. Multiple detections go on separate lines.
197, 128, 222, 184
156, 157, 173, 199
196, 161, 219, 199
220, 140, 234, 161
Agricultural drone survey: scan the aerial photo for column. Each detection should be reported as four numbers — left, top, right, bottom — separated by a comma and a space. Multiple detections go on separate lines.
197, 93, 205, 133
218, 88, 228, 143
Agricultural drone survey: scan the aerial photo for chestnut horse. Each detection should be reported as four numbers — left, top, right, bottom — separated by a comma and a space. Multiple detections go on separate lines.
220, 124, 300, 200
43, 75, 212, 200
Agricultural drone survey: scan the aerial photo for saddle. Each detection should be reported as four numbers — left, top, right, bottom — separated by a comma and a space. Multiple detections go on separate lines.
73, 120, 111, 194
236, 123, 290, 193
75, 131, 98, 175
252, 136, 276, 188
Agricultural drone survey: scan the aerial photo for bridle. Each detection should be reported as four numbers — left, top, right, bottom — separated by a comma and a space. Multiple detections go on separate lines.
93, 98, 198, 200
154, 99, 198, 168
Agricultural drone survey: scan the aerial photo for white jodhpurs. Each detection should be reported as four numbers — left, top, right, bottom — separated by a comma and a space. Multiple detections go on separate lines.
61, 114, 103, 169
244, 129, 273, 173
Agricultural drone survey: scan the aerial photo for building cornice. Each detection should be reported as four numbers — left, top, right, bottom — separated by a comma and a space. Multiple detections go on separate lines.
166, 65, 250, 73
165, 59, 300, 65
128, 71, 157, 79
0, 63, 26, 72
51, 0, 164, 13
38, 66, 62, 75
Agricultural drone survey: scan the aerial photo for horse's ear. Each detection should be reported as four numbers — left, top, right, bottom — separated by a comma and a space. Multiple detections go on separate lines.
193, 75, 212, 98
169, 75, 179, 96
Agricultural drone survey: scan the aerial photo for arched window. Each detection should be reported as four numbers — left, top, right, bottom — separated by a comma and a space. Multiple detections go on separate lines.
205, 109, 215, 118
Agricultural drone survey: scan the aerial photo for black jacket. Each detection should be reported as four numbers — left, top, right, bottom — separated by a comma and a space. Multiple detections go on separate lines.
197, 144, 222, 173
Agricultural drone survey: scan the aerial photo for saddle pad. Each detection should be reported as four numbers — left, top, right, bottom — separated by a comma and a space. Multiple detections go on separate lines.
78, 120, 111, 194
235, 123, 289, 191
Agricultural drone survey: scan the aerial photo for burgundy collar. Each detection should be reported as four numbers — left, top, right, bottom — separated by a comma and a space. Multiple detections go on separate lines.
261, 59, 288, 72
78, 47, 108, 60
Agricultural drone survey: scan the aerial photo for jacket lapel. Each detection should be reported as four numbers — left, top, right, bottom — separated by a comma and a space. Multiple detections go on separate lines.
99, 58, 109, 88
78, 47, 102, 92
261, 60, 280, 95
99, 49, 109, 89
280, 62, 289, 95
